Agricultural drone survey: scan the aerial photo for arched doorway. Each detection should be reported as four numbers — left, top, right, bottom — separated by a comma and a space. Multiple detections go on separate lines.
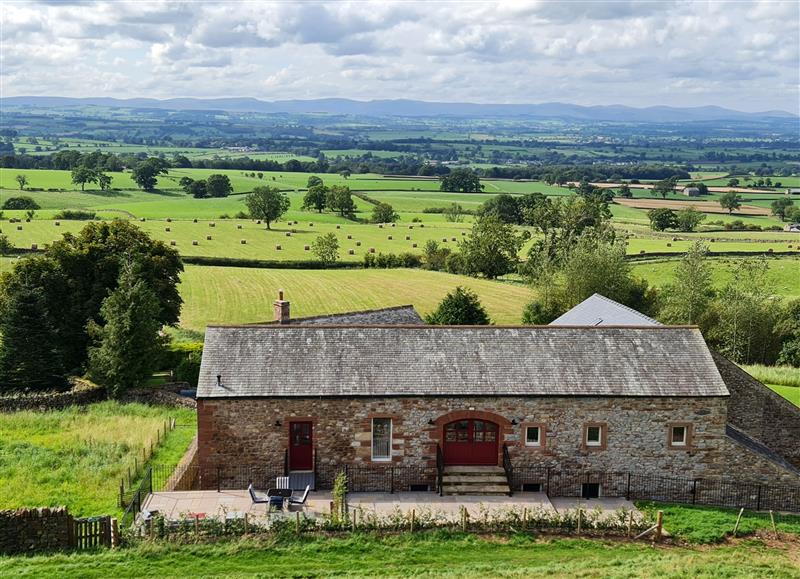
443, 418, 499, 466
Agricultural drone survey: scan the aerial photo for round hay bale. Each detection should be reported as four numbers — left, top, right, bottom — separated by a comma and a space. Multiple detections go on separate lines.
405, 236, 411, 240
16, 225, 22, 231
286, 232, 292, 237
768, 248, 773, 253
347, 235, 352, 239
237, 224, 242, 229
336, 225, 341, 229
442, 238, 447, 242
275, 244, 281, 250
206, 235, 212, 240
165, 227, 171, 232
639, 250, 645, 254
210, 222, 216, 228
379, 224, 384, 229
241, 239, 247, 244
166, 218, 172, 223
388, 236, 392, 240
369, 247, 375, 253
348, 249, 355, 255
55, 221, 60, 226
170, 240, 176, 246
409, 225, 414, 229
419, 224, 424, 228
309, 223, 314, 227
451, 237, 456, 242
666, 243, 672, 247
356, 241, 361, 246
412, 243, 417, 248
25, 218, 30, 223
140, 218, 146, 222
391, 223, 396, 227
256, 220, 261, 224
461, 231, 466, 236
193, 218, 198, 223
304, 245, 310, 251
31, 243, 37, 250
672, 237, 678, 242
192, 240, 198, 246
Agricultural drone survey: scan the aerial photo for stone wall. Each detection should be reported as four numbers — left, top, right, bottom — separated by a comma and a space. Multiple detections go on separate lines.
118, 383, 196, 409
197, 394, 800, 487
714, 351, 800, 469
0, 508, 74, 555
0, 379, 105, 413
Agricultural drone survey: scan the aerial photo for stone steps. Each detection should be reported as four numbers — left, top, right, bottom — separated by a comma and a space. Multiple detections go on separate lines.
441, 465, 510, 496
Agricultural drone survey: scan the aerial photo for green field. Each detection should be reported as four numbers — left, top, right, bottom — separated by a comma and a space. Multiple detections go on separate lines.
0, 402, 195, 516
1, 533, 797, 578
768, 385, 800, 407
178, 266, 534, 330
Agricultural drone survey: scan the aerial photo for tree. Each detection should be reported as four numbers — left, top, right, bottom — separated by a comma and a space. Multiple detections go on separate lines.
460, 215, 524, 279
444, 203, 464, 223
97, 172, 113, 191
422, 240, 451, 271
71, 165, 98, 191
786, 206, 800, 223
302, 184, 328, 213
727, 178, 740, 187
0, 282, 67, 392
674, 207, 705, 232
439, 168, 483, 192
311, 233, 339, 265
88, 263, 163, 397
771, 197, 794, 221
647, 208, 678, 231
719, 192, 742, 215
179, 176, 195, 192
131, 158, 168, 191
0, 234, 11, 256
425, 287, 490, 325
2, 196, 39, 210
479, 194, 521, 224
188, 180, 208, 199
652, 177, 677, 199
307, 176, 323, 188
339, 169, 351, 179
245, 186, 289, 229
618, 183, 632, 198
521, 300, 559, 325
326, 185, 356, 218
371, 202, 398, 224
206, 174, 233, 198
14, 174, 27, 190
659, 242, 714, 325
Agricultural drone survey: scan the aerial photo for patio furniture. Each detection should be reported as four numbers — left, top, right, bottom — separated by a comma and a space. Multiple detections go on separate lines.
248, 484, 270, 510
287, 485, 310, 512
266, 488, 293, 512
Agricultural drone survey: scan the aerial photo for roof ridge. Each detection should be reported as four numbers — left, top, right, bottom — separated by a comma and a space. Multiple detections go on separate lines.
249, 304, 420, 325
206, 324, 699, 330
588, 293, 662, 325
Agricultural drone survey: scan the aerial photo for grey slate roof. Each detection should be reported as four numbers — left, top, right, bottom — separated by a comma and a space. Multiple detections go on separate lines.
256, 305, 423, 326
197, 326, 729, 399
550, 294, 661, 327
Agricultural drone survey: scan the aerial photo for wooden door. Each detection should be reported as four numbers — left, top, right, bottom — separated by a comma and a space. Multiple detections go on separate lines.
289, 421, 313, 471
443, 419, 498, 466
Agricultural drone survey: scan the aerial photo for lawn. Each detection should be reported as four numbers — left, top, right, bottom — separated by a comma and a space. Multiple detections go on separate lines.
0, 402, 196, 516
1, 533, 798, 578
178, 266, 534, 330
768, 385, 800, 407
741, 365, 800, 388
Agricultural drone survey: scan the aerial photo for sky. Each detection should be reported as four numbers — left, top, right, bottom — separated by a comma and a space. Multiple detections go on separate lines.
2, 0, 799, 113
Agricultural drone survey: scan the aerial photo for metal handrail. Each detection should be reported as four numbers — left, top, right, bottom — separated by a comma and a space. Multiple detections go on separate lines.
436, 444, 445, 496
502, 444, 514, 496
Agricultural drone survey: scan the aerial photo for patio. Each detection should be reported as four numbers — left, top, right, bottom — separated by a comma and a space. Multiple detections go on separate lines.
141, 489, 641, 523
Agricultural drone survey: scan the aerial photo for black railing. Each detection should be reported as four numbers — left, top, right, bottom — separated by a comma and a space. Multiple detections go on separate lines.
120, 466, 152, 528
502, 444, 513, 497
436, 444, 445, 496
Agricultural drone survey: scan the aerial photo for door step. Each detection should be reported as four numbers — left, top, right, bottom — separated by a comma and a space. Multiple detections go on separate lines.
442, 484, 511, 495
441, 466, 510, 496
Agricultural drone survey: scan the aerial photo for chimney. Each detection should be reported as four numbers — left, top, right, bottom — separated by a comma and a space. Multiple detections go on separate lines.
274, 289, 290, 324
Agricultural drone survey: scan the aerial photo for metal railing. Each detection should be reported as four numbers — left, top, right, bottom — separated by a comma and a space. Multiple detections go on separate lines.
120, 466, 152, 528
502, 444, 514, 497
436, 444, 445, 496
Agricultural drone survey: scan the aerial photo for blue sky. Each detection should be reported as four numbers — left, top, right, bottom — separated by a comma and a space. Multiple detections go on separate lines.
2, 0, 799, 113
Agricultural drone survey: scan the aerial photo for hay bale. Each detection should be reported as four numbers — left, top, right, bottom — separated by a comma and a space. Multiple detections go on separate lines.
286, 232, 292, 237
165, 227, 171, 232
192, 240, 198, 246
140, 218, 146, 222
31, 243, 37, 250
639, 250, 645, 254
347, 235, 352, 239
336, 225, 341, 229
55, 221, 60, 226
348, 249, 355, 255
356, 241, 361, 246
412, 243, 417, 248
388, 236, 393, 240
451, 237, 456, 242
237, 224, 242, 229
442, 238, 447, 242
210, 222, 216, 227
666, 243, 672, 247
309, 223, 314, 227
166, 218, 172, 223
304, 245, 310, 251
193, 218, 198, 223
241, 239, 247, 244
379, 224, 383, 228
206, 235, 212, 240
391, 223, 396, 227
275, 244, 281, 250
170, 240, 176, 246
369, 247, 375, 253
16, 225, 22, 231
405, 236, 411, 240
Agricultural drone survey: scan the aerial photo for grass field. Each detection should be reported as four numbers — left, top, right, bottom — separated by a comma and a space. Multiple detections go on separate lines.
1, 533, 798, 577
0, 402, 195, 516
178, 266, 534, 330
630, 257, 800, 299
768, 385, 800, 407
742, 365, 800, 388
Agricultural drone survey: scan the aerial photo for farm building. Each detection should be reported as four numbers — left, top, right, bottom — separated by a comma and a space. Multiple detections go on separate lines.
681, 186, 701, 196
195, 294, 800, 495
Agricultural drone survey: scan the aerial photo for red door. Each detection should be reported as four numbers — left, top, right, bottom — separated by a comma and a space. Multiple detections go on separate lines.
289, 421, 313, 471
443, 419, 499, 466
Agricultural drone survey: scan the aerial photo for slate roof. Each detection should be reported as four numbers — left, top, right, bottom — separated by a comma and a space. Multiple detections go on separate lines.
197, 325, 729, 399
255, 305, 423, 326
550, 294, 661, 327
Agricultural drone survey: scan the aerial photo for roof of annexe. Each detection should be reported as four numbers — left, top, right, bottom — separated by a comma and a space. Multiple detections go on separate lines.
197, 325, 729, 399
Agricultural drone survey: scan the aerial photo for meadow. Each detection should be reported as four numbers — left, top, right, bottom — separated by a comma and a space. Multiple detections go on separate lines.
178, 266, 535, 330
0, 402, 196, 516
1, 533, 797, 577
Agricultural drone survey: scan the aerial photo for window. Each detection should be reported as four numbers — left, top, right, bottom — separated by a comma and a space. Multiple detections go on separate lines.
371, 418, 392, 461
586, 426, 602, 446
668, 423, 692, 449
583, 423, 606, 450
525, 426, 541, 447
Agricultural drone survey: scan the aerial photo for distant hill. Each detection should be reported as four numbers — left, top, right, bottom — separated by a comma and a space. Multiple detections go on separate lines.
1, 96, 796, 123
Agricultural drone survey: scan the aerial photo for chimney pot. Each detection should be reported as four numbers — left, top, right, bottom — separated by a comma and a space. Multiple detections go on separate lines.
274, 290, 290, 324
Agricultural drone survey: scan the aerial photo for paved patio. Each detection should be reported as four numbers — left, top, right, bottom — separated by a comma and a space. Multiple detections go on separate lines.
141, 490, 640, 523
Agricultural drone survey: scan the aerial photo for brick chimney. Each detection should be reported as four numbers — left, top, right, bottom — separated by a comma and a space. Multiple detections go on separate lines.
274, 289, 290, 324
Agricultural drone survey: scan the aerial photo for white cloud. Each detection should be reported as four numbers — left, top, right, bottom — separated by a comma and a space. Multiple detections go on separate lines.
0, 0, 797, 113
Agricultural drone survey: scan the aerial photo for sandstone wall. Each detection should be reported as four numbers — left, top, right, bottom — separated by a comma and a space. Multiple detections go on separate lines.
0, 508, 74, 555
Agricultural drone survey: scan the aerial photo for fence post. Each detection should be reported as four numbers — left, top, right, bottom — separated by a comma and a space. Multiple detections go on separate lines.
626, 510, 633, 538
410, 508, 416, 533
110, 518, 119, 548
295, 511, 300, 535
461, 506, 467, 532
757, 485, 762, 511
390, 466, 394, 494
692, 479, 697, 504
576, 508, 582, 535
546, 468, 551, 496
626, 472, 631, 500
217, 466, 221, 493
732, 507, 744, 537
655, 510, 663, 542
770, 510, 778, 538
119, 479, 125, 507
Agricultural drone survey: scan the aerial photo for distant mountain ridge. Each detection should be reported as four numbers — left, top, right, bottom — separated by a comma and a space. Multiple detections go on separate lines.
2, 96, 796, 123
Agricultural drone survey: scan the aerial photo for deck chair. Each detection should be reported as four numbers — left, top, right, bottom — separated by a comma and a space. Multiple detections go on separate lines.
287, 485, 310, 512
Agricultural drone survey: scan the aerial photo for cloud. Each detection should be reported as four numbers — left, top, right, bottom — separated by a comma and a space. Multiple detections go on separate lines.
0, 0, 797, 113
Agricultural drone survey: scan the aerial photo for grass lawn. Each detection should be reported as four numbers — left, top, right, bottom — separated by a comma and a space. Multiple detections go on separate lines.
0, 402, 196, 516
1, 533, 798, 578
741, 365, 800, 388
178, 266, 534, 330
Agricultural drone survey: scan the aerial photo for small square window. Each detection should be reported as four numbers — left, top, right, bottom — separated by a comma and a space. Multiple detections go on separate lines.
586, 426, 602, 446
671, 425, 687, 447
525, 426, 541, 446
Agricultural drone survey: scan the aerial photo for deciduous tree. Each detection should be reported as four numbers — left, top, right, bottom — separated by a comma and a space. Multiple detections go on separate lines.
311, 233, 339, 265
245, 186, 290, 229
718, 192, 742, 215
425, 287, 490, 325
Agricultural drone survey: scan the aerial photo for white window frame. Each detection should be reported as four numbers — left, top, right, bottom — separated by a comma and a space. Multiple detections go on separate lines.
371, 418, 392, 462
525, 426, 541, 447
586, 425, 602, 447
671, 425, 687, 447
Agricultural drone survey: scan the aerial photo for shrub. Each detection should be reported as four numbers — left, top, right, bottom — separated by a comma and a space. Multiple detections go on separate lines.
174, 351, 202, 387
53, 209, 96, 220
2, 196, 40, 210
